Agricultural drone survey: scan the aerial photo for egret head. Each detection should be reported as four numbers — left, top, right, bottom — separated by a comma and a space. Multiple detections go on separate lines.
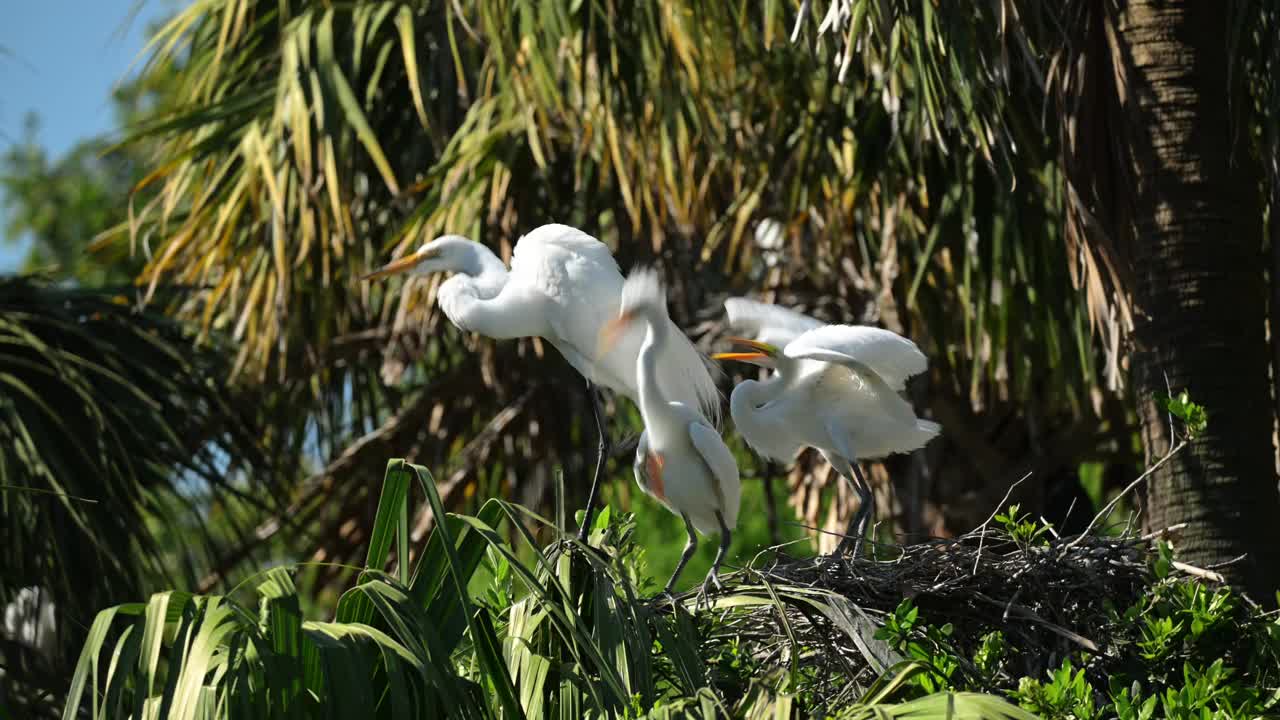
361, 235, 476, 281
712, 337, 780, 369
597, 267, 666, 355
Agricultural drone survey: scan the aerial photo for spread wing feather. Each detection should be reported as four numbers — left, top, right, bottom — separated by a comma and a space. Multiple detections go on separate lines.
723, 297, 824, 348
784, 324, 927, 391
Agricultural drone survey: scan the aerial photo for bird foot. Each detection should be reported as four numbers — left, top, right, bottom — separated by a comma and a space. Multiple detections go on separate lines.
543, 537, 572, 561
651, 588, 680, 608
695, 570, 724, 612
833, 536, 862, 558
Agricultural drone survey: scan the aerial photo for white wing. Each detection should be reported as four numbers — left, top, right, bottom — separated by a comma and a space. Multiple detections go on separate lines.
784, 324, 927, 391
511, 226, 632, 388
723, 297, 823, 348
784, 329, 940, 459
512, 223, 621, 271
687, 420, 741, 530
509, 228, 721, 422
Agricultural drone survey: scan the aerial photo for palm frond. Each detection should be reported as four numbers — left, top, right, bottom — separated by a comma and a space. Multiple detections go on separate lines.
119, 0, 1130, 556
0, 274, 274, 699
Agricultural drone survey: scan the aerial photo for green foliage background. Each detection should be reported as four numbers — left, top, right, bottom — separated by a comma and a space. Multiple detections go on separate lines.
4, 0, 1280, 717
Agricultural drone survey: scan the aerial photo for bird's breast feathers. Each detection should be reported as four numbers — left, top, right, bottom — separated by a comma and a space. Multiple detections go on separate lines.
642, 450, 667, 502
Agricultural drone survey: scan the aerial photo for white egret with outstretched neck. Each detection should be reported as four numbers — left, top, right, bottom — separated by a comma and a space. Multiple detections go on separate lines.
714, 298, 939, 555
363, 224, 720, 541
599, 269, 740, 594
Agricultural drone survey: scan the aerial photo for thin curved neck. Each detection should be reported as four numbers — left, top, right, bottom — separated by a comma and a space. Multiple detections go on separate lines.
436, 244, 544, 339
637, 313, 674, 438
729, 377, 776, 434
456, 243, 509, 298
728, 364, 798, 451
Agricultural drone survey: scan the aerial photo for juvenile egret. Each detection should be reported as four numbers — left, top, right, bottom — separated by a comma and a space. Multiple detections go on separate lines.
713, 298, 940, 555
599, 269, 741, 594
363, 224, 720, 540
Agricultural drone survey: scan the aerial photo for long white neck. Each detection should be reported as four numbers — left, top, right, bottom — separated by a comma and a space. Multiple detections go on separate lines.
728, 366, 794, 459
637, 312, 678, 444
452, 242, 509, 298
729, 378, 777, 435
437, 244, 549, 340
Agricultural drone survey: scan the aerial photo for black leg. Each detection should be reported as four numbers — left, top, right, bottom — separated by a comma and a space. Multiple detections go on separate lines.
857, 463, 876, 556
577, 378, 611, 542
708, 511, 732, 589
762, 461, 782, 546
665, 513, 699, 593
835, 460, 873, 557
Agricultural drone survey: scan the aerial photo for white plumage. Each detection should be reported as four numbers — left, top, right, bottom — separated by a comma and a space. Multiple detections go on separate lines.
372, 223, 721, 423
716, 299, 940, 554
723, 297, 822, 348
785, 324, 928, 392
366, 224, 723, 543
601, 268, 741, 593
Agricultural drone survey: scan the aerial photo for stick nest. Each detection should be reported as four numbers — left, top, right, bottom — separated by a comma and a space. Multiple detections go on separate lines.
695, 525, 1190, 707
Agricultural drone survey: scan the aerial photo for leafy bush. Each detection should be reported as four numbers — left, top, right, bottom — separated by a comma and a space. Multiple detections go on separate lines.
868, 549, 1280, 719
61, 460, 1036, 719
60, 458, 1280, 718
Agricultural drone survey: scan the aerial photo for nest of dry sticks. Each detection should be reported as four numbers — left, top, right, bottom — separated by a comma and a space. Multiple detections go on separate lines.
696, 518, 1219, 707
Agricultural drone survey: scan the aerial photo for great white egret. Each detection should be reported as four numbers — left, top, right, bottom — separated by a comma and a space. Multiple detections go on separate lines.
599, 268, 741, 594
363, 224, 720, 540
713, 298, 940, 555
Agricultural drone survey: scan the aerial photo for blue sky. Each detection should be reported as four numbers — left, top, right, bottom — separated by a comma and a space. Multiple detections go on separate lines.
1, 1, 170, 273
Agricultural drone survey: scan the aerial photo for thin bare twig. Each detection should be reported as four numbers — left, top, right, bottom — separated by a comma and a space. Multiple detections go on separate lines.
1203, 553, 1249, 571
1171, 561, 1226, 583
1066, 440, 1187, 550
972, 471, 1032, 574
1139, 523, 1188, 541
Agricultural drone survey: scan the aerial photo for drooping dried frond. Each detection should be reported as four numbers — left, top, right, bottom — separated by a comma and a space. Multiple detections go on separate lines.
1041, 1, 1136, 391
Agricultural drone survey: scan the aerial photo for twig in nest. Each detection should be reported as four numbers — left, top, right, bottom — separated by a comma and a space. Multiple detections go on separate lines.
1172, 561, 1226, 583
1066, 440, 1187, 551
972, 471, 1032, 574
972, 591, 1100, 652
1140, 523, 1188, 541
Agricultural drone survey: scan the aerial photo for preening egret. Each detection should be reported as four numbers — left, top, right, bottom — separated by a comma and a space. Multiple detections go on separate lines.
713, 298, 940, 555
599, 269, 741, 594
363, 224, 720, 540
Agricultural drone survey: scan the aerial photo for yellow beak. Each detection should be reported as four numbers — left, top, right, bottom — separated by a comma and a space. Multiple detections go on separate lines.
597, 310, 636, 356
711, 335, 778, 358
361, 249, 436, 281
711, 351, 768, 362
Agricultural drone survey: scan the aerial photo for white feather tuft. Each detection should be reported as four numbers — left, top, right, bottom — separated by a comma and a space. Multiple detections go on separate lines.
618, 266, 723, 424
620, 266, 666, 315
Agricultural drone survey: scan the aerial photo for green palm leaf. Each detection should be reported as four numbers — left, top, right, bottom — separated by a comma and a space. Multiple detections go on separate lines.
0, 275, 276, 708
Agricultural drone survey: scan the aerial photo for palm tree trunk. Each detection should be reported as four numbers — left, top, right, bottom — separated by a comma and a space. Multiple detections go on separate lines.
1115, 1, 1280, 601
